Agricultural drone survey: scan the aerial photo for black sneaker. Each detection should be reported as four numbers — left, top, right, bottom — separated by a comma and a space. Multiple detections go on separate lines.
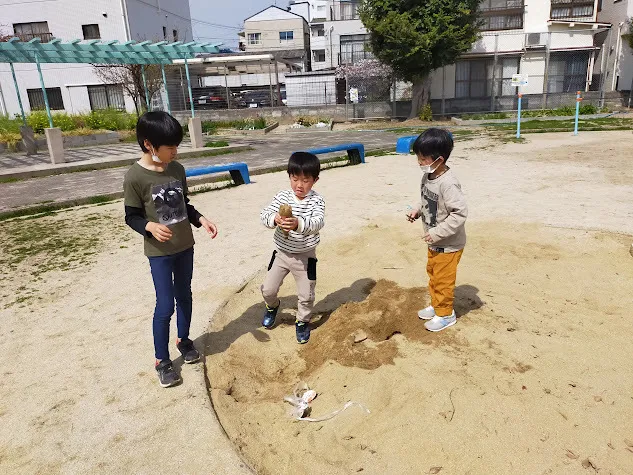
177, 338, 200, 364
155, 359, 181, 388
295, 320, 310, 344
262, 304, 279, 329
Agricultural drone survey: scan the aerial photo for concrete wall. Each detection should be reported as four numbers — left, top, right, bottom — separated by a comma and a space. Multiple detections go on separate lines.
126, 0, 193, 42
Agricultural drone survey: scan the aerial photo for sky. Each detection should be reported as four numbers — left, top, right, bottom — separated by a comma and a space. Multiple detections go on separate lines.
189, 0, 285, 49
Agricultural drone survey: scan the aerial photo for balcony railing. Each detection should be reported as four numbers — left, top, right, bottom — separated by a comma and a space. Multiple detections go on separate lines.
16, 32, 54, 42
330, 1, 361, 21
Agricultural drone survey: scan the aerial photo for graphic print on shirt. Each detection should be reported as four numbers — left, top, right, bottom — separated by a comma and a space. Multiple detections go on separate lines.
421, 185, 439, 228
151, 180, 187, 225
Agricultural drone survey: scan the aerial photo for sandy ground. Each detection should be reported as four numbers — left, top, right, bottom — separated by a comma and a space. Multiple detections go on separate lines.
203, 131, 633, 475
1, 130, 632, 474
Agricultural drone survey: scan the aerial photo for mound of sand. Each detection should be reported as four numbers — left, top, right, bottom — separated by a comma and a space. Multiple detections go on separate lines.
205, 220, 633, 475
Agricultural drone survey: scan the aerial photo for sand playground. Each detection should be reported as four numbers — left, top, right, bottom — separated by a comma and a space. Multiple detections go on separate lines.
1, 131, 633, 474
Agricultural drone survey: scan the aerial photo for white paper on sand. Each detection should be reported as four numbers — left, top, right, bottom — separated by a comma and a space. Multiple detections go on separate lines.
284, 382, 370, 422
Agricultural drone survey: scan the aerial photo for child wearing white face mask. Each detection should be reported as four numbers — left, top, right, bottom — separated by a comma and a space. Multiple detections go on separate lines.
406, 128, 468, 332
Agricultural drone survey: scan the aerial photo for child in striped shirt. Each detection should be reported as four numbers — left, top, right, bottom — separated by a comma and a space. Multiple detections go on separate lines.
260, 152, 326, 344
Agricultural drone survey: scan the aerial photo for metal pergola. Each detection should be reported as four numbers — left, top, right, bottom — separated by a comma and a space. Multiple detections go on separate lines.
0, 37, 221, 127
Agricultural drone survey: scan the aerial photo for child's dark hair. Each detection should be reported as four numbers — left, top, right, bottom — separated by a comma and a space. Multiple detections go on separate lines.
136, 111, 184, 153
287, 152, 320, 179
412, 128, 454, 161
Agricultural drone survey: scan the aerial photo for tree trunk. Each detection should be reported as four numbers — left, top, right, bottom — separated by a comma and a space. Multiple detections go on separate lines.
408, 75, 432, 119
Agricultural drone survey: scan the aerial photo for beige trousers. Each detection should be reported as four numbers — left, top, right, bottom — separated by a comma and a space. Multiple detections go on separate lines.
261, 249, 317, 323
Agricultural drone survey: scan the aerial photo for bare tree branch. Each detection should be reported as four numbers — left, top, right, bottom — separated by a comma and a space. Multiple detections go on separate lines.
92, 64, 163, 116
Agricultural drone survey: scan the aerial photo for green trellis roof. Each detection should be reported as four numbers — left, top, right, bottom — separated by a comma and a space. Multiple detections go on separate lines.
0, 38, 221, 64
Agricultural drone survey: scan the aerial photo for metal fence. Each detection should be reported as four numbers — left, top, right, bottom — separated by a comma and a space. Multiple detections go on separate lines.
154, 29, 627, 120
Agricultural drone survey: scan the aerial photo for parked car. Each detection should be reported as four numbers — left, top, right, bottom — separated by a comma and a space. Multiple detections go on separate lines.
238, 90, 273, 108
187, 88, 228, 110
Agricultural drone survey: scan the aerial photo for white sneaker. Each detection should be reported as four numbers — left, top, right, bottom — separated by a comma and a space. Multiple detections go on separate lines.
418, 305, 436, 320
424, 312, 457, 332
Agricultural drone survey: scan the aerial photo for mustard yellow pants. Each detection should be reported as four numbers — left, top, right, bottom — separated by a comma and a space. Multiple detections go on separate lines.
427, 248, 464, 317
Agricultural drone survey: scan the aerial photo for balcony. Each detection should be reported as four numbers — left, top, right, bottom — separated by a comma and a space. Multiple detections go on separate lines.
550, 0, 594, 21
15, 32, 54, 43
480, 0, 524, 31
330, 1, 361, 21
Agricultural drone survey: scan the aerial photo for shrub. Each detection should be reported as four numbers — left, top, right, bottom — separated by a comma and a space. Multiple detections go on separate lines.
418, 104, 433, 121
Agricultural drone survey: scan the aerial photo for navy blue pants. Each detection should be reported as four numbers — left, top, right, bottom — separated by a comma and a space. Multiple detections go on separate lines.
148, 247, 194, 361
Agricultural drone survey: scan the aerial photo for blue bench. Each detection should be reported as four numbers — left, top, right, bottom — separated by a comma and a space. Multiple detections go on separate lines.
186, 162, 251, 185
303, 143, 365, 165
396, 135, 418, 154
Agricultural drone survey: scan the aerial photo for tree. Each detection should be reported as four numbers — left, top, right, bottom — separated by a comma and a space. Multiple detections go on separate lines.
360, 0, 481, 119
93, 64, 163, 116
336, 59, 393, 104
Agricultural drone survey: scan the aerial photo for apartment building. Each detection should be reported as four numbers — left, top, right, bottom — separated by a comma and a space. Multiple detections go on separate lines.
426, 0, 612, 112
0, 0, 192, 116
289, 0, 372, 70
241, 6, 311, 71
597, 0, 633, 94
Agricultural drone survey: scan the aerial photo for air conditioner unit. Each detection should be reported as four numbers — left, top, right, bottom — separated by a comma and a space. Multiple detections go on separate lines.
525, 33, 545, 48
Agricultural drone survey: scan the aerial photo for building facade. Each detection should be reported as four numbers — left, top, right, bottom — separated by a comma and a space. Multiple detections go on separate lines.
597, 0, 633, 95
289, 0, 372, 70
426, 0, 612, 113
0, 0, 193, 116
241, 6, 311, 71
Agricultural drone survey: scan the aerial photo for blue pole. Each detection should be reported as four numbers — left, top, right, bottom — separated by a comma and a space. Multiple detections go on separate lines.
516, 92, 522, 139
9, 63, 27, 126
184, 57, 195, 118
574, 91, 581, 136
160, 64, 171, 115
34, 53, 54, 129
141, 65, 151, 112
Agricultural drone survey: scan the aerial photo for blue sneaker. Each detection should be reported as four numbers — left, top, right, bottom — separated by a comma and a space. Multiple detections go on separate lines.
295, 320, 310, 344
262, 304, 279, 329
424, 312, 457, 332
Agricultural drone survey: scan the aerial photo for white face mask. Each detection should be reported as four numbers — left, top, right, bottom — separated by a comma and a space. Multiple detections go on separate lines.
150, 146, 162, 163
420, 157, 441, 174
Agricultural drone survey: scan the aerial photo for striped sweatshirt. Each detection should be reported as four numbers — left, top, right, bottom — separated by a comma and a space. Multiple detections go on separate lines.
261, 189, 326, 254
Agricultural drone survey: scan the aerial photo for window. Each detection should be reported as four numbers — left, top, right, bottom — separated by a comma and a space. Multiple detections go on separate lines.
481, 14, 523, 30
547, 52, 588, 93
550, 0, 594, 20
340, 34, 374, 64
82, 24, 101, 40
163, 26, 167, 40
313, 49, 326, 62
312, 24, 325, 37
280, 31, 294, 41
173, 29, 178, 41
27, 87, 64, 110
13, 22, 52, 42
248, 33, 262, 45
87, 85, 125, 111
332, 0, 361, 20
455, 58, 519, 98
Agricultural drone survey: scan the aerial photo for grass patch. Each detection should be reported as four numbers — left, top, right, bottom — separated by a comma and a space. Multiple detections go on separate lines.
2, 210, 127, 308
202, 117, 268, 134
0, 177, 21, 184
485, 118, 633, 133
205, 140, 230, 148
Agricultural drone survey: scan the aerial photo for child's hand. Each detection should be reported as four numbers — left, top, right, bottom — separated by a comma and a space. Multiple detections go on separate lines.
279, 217, 299, 232
200, 217, 218, 239
146, 222, 173, 242
423, 233, 434, 244
274, 213, 285, 227
406, 209, 420, 223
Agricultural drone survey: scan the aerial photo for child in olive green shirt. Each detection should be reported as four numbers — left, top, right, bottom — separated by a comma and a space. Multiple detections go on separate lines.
123, 111, 218, 388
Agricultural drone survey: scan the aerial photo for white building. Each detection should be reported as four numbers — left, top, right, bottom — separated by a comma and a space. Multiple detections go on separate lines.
0, 0, 193, 117
289, 0, 371, 70
597, 0, 633, 94
426, 0, 612, 113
